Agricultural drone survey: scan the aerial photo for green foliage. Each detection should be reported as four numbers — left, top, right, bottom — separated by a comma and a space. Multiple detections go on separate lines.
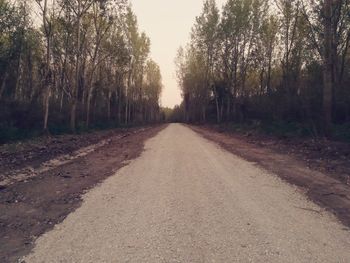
0, 0, 163, 144
174, 0, 350, 139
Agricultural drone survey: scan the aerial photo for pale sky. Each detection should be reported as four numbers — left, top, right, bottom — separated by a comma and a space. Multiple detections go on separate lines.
131, 0, 226, 108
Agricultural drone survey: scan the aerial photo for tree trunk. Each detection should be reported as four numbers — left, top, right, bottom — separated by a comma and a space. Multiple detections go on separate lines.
86, 92, 92, 127
322, 0, 333, 136
214, 87, 221, 123
60, 90, 64, 112
117, 85, 122, 124
107, 90, 112, 121
70, 100, 77, 132
0, 72, 8, 100
14, 49, 23, 100
42, 0, 51, 132
226, 95, 231, 122
43, 88, 50, 132
202, 106, 206, 123
220, 98, 224, 122
267, 50, 272, 95
28, 51, 34, 99
72, 0, 82, 132
43, 39, 51, 132
125, 98, 129, 125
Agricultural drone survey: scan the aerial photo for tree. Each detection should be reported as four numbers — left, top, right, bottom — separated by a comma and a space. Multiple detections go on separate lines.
143, 60, 162, 122
191, 0, 220, 122
35, 0, 54, 131
174, 0, 350, 137
302, 0, 350, 134
322, 0, 333, 135
0, 0, 163, 143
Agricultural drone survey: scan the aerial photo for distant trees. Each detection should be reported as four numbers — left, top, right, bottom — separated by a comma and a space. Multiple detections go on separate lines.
0, 0, 163, 142
175, 0, 350, 137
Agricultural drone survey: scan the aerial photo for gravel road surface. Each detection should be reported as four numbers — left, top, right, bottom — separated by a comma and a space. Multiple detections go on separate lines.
24, 124, 350, 263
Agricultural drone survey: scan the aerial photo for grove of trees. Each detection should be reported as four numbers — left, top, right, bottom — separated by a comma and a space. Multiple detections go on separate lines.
174, 0, 350, 137
0, 0, 163, 142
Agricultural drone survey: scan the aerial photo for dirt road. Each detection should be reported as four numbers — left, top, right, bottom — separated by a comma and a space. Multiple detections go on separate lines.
24, 124, 350, 262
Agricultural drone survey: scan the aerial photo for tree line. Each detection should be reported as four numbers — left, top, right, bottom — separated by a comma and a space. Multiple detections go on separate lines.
0, 0, 163, 142
174, 0, 350, 137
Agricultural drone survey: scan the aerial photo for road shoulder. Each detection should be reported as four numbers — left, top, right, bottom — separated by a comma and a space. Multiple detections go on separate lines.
190, 125, 350, 229
0, 125, 166, 263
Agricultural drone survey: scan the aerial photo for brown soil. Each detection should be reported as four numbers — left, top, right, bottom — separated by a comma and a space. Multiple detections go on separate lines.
191, 125, 350, 229
0, 125, 165, 263
0, 128, 142, 177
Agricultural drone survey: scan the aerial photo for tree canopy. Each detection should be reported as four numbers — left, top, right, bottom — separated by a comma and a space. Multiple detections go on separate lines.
174, 0, 350, 137
0, 0, 163, 142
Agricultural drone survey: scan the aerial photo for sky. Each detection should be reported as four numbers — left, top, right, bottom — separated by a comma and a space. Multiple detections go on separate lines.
131, 0, 226, 108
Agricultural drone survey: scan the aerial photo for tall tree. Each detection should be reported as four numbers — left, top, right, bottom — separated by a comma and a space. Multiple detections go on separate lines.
35, 0, 54, 131
191, 0, 220, 122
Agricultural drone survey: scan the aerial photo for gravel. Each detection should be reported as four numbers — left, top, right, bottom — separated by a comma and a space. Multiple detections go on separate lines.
24, 124, 350, 263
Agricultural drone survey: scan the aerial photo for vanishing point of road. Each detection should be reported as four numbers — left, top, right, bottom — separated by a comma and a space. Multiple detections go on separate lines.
24, 124, 350, 263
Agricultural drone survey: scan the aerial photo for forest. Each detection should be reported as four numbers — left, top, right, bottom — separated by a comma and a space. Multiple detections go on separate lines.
173, 0, 350, 139
0, 0, 163, 143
